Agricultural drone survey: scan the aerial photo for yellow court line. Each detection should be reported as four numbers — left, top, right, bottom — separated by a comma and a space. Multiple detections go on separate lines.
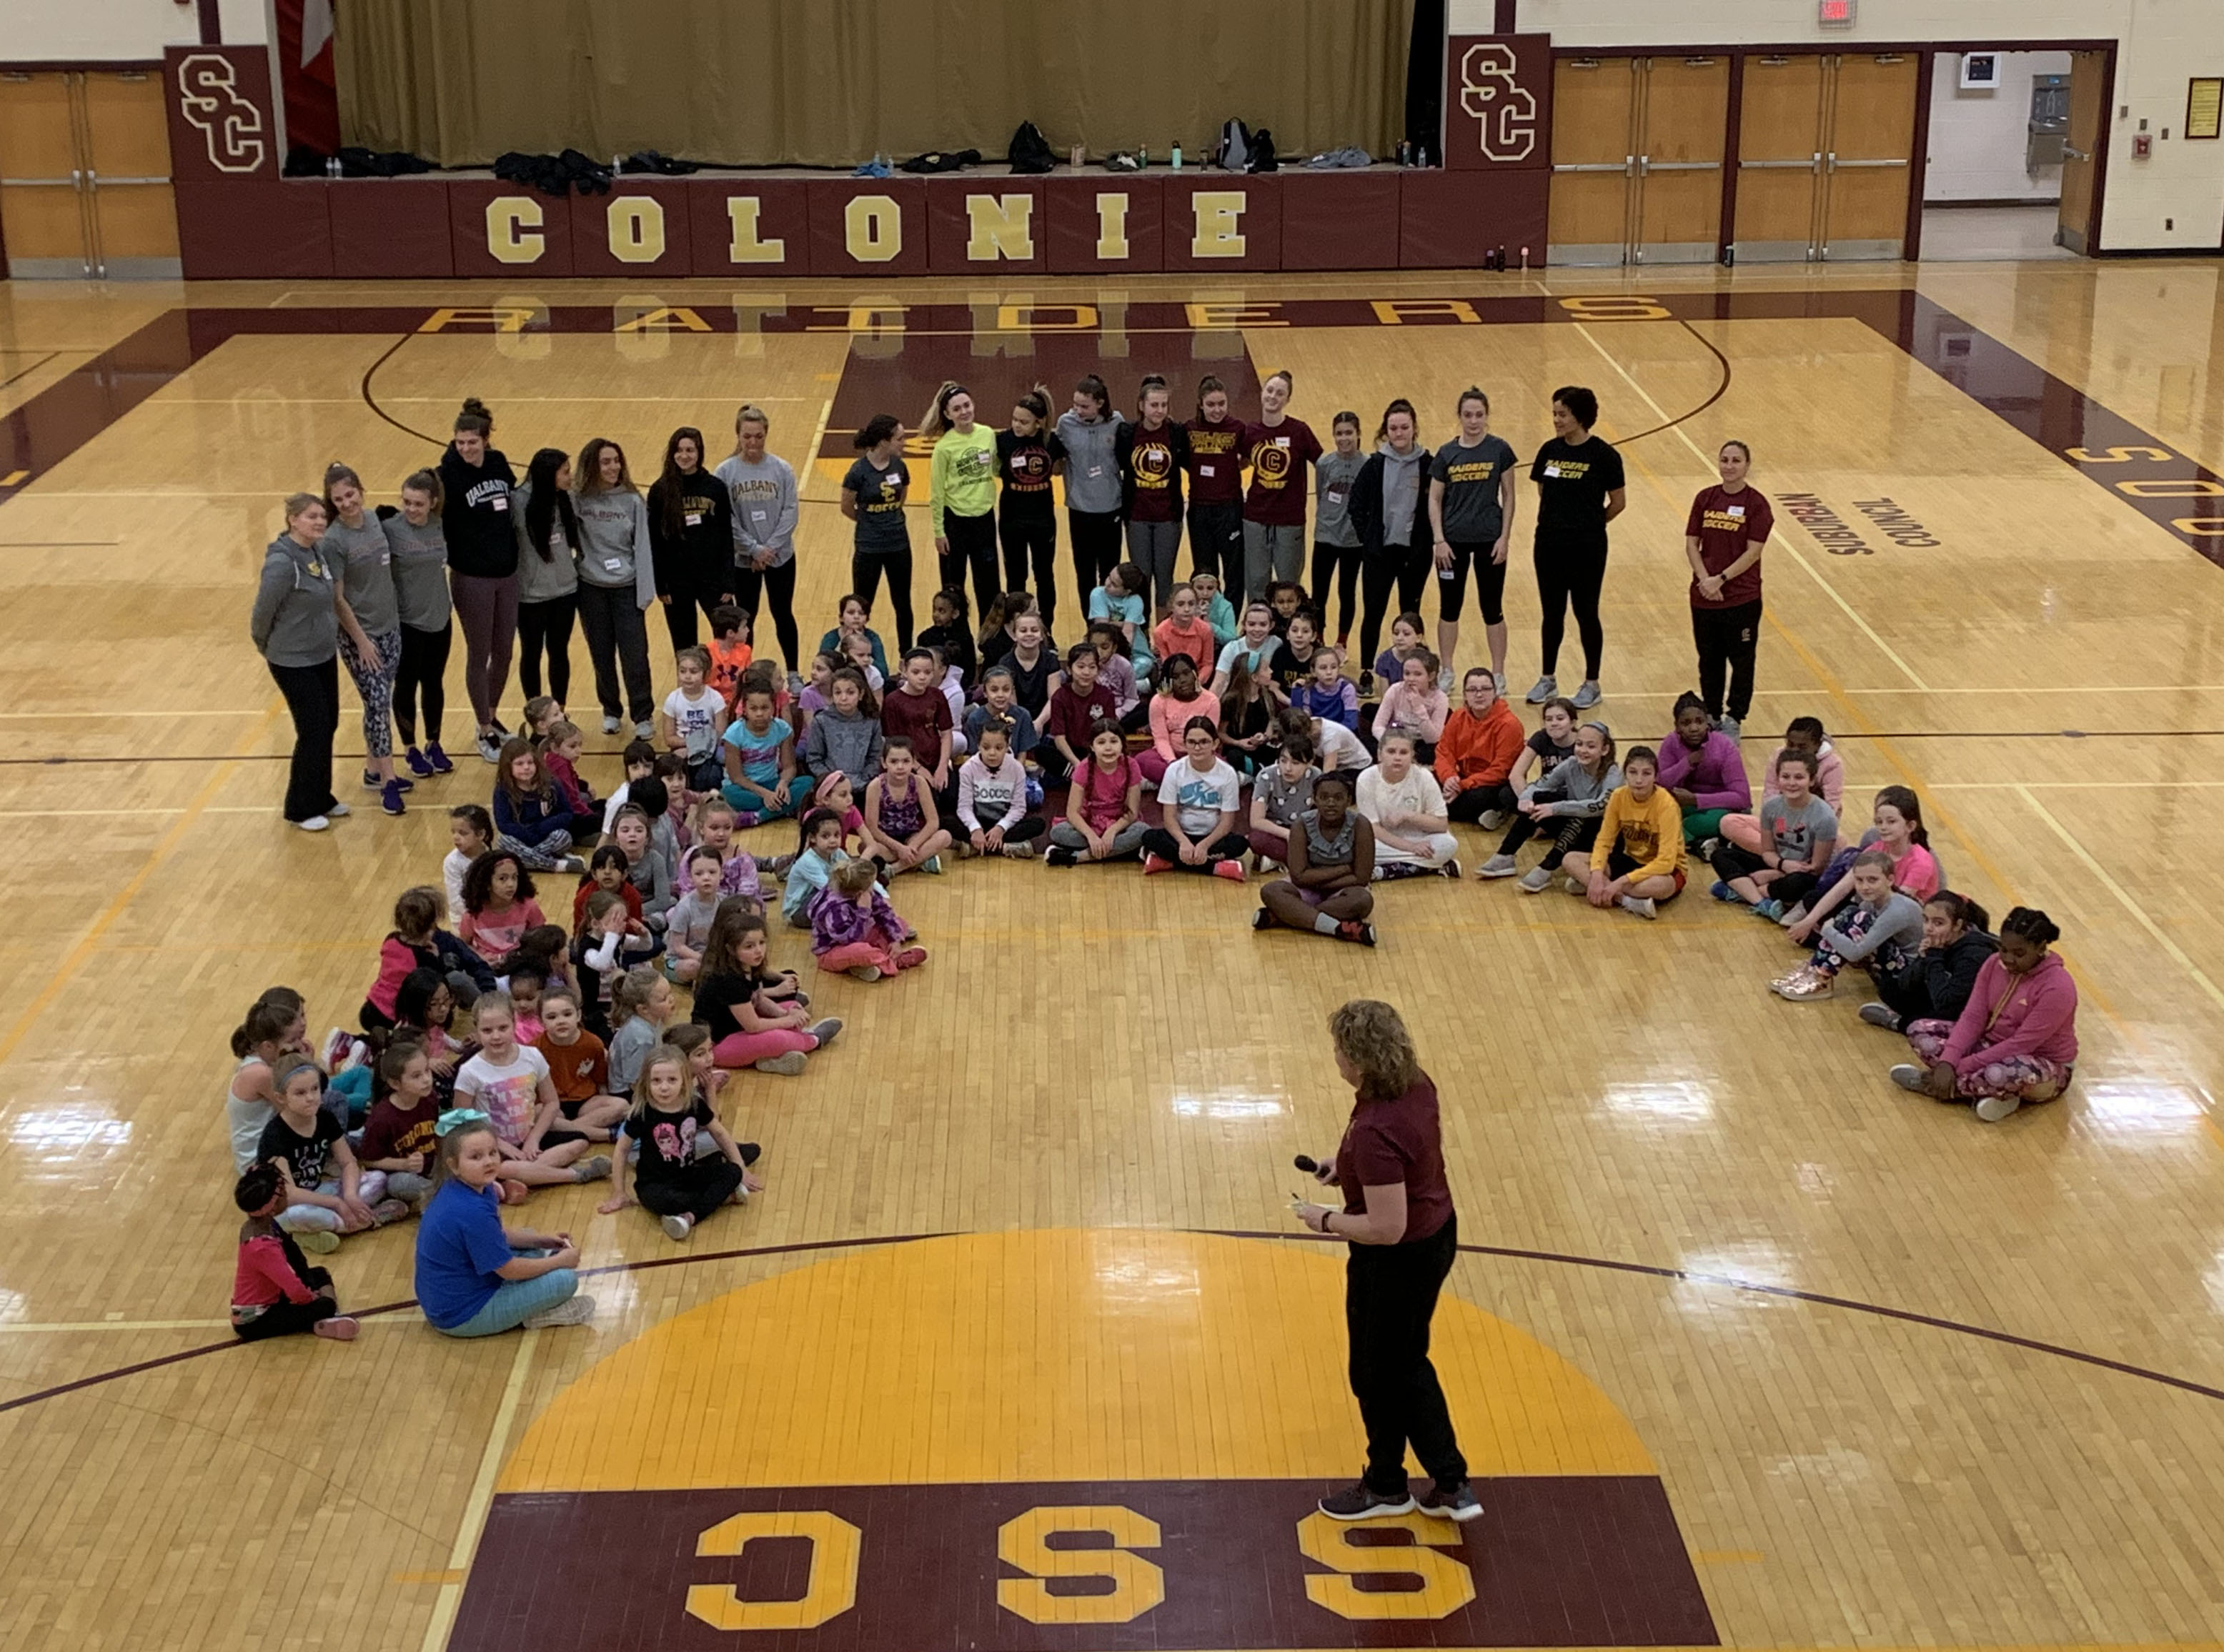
0, 705, 277, 1069
1569, 319, 1931, 693
419, 1328, 542, 1652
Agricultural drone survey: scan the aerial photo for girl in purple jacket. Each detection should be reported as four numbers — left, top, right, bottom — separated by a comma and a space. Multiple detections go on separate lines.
808, 858, 928, 981
1891, 907, 2077, 1123
1659, 692, 1751, 843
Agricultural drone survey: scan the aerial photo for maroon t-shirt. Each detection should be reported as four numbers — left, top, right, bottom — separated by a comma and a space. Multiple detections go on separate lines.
1185, 416, 1246, 504
358, 1095, 439, 1170
880, 684, 953, 757
1123, 424, 1186, 523
1242, 417, 1323, 527
1334, 1074, 1452, 1242
1043, 681, 1118, 752
1684, 484, 1772, 608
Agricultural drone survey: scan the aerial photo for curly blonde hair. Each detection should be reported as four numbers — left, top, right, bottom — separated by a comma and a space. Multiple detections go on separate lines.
1329, 999, 1419, 1100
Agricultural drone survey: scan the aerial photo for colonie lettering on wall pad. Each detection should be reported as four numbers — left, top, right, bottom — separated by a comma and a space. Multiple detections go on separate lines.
482, 189, 1260, 266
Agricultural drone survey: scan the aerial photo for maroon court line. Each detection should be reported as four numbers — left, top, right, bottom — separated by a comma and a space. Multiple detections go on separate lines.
7, 1225, 2220, 1418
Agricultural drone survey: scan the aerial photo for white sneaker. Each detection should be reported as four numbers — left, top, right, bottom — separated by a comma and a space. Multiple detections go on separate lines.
660, 1213, 695, 1240
1619, 895, 1656, 920
522, 1294, 596, 1328
325, 801, 351, 818
1437, 665, 1455, 695
602, 715, 621, 735
294, 815, 331, 832
1975, 1093, 2022, 1123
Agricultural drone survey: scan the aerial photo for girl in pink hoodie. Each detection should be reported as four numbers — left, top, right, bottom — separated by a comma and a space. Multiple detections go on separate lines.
1891, 907, 2077, 1122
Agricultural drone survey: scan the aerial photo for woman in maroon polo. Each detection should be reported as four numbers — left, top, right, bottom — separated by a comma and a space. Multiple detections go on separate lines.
1295, 999, 1481, 1524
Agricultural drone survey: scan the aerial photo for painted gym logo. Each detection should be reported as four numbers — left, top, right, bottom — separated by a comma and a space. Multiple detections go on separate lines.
175, 54, 267, 174
1459, 44, 1540, 164
450, 1232, 1717, 1651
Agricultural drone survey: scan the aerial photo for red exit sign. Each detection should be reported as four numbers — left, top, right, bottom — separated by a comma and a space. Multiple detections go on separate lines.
1819, 0, 1856, 24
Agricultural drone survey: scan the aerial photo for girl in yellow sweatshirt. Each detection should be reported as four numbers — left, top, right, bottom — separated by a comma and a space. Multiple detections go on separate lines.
1562, 744, 1686, 920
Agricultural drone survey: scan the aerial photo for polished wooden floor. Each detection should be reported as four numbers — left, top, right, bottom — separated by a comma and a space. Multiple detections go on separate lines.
2, 259, 2223, 1652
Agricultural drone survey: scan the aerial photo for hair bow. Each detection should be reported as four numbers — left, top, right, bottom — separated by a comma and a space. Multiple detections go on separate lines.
435, 1107, 490, 1137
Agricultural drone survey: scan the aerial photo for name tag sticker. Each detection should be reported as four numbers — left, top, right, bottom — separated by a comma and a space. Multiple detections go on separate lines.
685, 512, 702, 527
1199, 464, 1215, 477
605, 557, 624, 572
1274, 437, 1289, 449
1325, 487, 1346, 507
1088, 464, 1103, 478
1543, 464, 1561, 477
1727, 504, 1746, 518
491, 495, 509, 511
750, 508, 768, 521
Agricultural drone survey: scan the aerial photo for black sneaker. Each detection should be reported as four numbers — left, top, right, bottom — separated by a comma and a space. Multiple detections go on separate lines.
737, 1141, 762, 1166
1414, 1480, 1483, 1523
1251, 907, 1274, 930
1044, 845, 1078, 867
1318, 1482, 1414, 1520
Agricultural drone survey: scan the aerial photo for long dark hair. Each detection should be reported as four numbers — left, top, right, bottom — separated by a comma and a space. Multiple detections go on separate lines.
522, 447, 577, 562
653, 426, 708, 538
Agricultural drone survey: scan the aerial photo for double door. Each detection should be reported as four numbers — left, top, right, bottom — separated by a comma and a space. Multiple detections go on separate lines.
0, 69, 178, 279
1733, 53, 1920, 262
1548, 56, 1729, 267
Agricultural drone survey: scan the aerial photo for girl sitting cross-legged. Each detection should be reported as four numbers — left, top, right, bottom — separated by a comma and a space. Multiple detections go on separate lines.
1770, 849, 1924, 1002
1559, 742, 1686, 920
1254, 771, 1376, 947
1704, 747, 1837, 915
810, 857, 928, 981
1478, 720, 1621, 891
1890, 906, 2077, 1123
1142, 716, 1246, 878
1356, 731, 1457, 880
1046, 720, 1149, 867
693, 900, 843, 1074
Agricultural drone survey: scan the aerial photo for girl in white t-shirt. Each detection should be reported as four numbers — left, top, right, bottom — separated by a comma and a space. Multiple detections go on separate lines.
1141, 717, 1246, 878
452, 992, 610, 1193
659, 645, 729, 792
1356, 732, 1458, 878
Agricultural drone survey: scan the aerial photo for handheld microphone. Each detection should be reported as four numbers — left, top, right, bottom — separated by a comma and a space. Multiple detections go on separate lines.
1294, 1155, 1318, 1174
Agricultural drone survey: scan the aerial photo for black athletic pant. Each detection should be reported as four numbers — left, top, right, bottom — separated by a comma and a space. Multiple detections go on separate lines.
232, 1268, 339, 1341
517, 594, 577, 705
576, 583, 655, 724
940, 509, 1001, 622
1068, 509, 1123, 606
394, 621, 451, 747
1706, 841, 1822, 908
1311, 539, 1363, 641
1358, 542, 1431, 672
1446, 782, 1517, 823
1536, 537, 1609, 681
733, 558, 800, 675
268, 657, 339, 824
1188, 499, 1243, 589
1347, 1213, 1469, 1496
1496, 808, 1600, 870
1000, 509, 1060, 618
661, 584, 729, 655
852, 548, 915, 652
635, 1156, 746, 1224
1692, 599, 1762, 723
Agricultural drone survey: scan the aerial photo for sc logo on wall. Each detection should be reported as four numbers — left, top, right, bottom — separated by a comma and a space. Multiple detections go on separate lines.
175, 54, 267, 174
1459, 43, 1539, 162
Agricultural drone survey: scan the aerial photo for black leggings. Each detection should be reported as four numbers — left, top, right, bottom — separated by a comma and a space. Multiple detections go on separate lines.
517, 594, 577, 704
268, 657, 339, 824
635, 1156, 745, 1224
232, 1265, 336, 1340
1140, 827, 1245, 868
1346, 1213, 1468, 1496
852, 549, 915, 652
1446, 782, 1517, 823
1707, 841, 1822, 907
1536, 537, 1609, 681
1359, 542, 1431, 670
733, 558, 800, 675
1496, 809, 1600, 870
733, 558, 805, 675
999, 508, 1058, 610
940, 509, 1001, 622
661, 586, 728, 655
1068, 509, 1123, 604
1441, 541, 1508, 626
1311, 540, 1363, 640
394, 621, 451, 747
1187, 499, 1243, 587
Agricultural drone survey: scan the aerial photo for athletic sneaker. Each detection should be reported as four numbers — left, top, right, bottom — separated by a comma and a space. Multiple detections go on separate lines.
522, 1295, 597, 1329
754, 1051, 808, 1075
1716, 715, 1742, 742
807, 1017, 843, 1047
294, 1229, 340, 1253
1572, 680, 1602, 709
762, 853, 795, 879
1143, 853, 1173, 875
1563, 874, 1585, 895
892, 945, 930, 969
1889, 1063, 1928, 1093
1318, 1483, 1415, 1521
1003, 839, 1041, 858
477, 732, 502, 763
661, 1213, 695, 1240
1772, 967, 1833, 1001
602, 715, 621, 735
312, 1315, 360, 1340
1859, 1002, 1903, 1031
1340, 920, 1378, 947
326, 801, 351, 818
1709, 879, 1743, 904
1619, 895, 1657, 920
425, 741, 455, 774
295, 815, 332, 833
1524, 674, 1557, 705
1439, 859, 1461, 878
737, 1142, 762, 1165
404, 746, 435, 779
1251, 907, 1274, 930
1437, 665, 1456, 695
1752, 899, 1784, 921
1479, 810, 1507, 831
1212, 860, 1246, 880
367, 1197, 412, 1226
1414, 1480, 1484, 1522
1517, 865, 1554, 893
1357, 669, 1376, 699
1044, 846, 1078, 867
632, 720, 655, 739
381, 779, 408, 817
573, 1155, 612, 1181
1975, 1093, 2022, 1123
847, 965, 884, 982
367, 770, 413, 792
919, 855, 943, 874
1478, 853, 1519, 879
1697, 836, 1722, 862
557, 855, 587, 875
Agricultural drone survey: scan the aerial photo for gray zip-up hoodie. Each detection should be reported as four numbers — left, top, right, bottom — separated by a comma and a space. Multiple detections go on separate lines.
1524, 752, 1625, 817
1054, 409, 1126, 514
715, 452, 800, 567
802, 706, 885, 787
1377, 441, 1424, 544
510, 479, 581, 604
250, 532, 339, 667
572, 487, 657, 605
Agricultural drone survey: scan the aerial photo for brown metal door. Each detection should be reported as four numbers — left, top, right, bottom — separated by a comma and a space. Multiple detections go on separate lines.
0, 71, 91, 276
81, 70, 177, 276
1820, 54, 1919, 260
2057, 50, 2106, 254
1734, 55, 1826, 262
1635, 56, 1729, 264
1548, 58, 1638, 266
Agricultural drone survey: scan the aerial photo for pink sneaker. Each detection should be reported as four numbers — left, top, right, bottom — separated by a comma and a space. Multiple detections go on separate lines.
1143, 853, 1173, 875
893, 945, 929, 970
313, 1315, 360, 1341
1212, 860, 1245, 882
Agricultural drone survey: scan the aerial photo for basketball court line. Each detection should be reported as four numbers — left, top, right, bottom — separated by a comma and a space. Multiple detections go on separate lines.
417, 1329, 540, 1652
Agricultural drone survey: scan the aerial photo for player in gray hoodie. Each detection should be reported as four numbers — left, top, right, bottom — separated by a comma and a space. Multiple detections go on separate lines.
572, 437, 659, 735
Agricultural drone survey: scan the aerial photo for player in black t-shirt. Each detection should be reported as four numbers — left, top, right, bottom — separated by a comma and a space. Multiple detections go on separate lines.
1525, 386, 1627, 712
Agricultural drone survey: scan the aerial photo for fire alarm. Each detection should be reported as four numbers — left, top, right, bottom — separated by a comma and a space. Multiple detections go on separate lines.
2133, 132, 2153, 158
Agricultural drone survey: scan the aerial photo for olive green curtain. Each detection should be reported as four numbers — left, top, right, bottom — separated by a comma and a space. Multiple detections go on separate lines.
337, 0, 1414, 168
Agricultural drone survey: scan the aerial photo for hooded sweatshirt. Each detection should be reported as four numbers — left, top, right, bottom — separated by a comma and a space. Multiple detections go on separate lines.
1524, 752, 1624, 817
250, 533, 339, 667
1349, 442, 1427, 553
437, 443, 517, 579
1657, 730, 1752, 812
1433, 697, 1525, 789
573, 487, 657, 604
1900, 928, 1998, 1023
1054, 409, 1125, 514
510, 479, 580, 604
1940, 950, 2078, 1075
802, 706, 884, 788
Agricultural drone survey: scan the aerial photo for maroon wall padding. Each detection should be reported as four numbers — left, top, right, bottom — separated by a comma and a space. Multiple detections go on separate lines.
1279, 172, 1404, 270
569, 181, 695, 278
805, 178, 929, 277
327, 178, 454, 278
448, 181, 575, 278
162, 46, 279, 184
1042, 175, 1164, 274
1158, 175, 1285, 272
684, 179, 812, 275
175, 179, 331, 277
1399, 170, 1549, 268
1442, 34, 1555, 174
924, 180, 1048, 274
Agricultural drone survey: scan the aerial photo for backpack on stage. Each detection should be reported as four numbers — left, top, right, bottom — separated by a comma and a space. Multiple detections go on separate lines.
1213, 118, 1252, 172
1008, 121, 1057, 174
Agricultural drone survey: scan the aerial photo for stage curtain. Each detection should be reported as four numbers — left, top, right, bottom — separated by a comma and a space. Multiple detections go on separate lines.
337, 0, 1414, 168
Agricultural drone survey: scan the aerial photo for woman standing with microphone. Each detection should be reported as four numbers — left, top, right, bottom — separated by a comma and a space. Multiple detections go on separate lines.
1294, 999, 1481, 1523
249, 493, 347, 832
